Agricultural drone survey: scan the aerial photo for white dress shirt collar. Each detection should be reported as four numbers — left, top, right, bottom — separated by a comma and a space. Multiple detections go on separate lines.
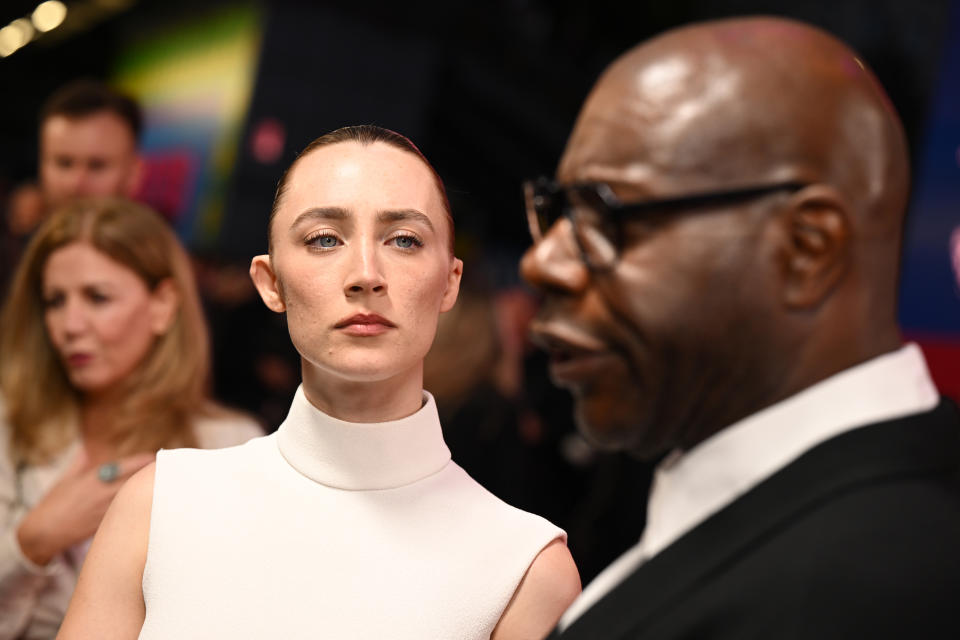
559, 343, 939, 631
639, 342, 938, 559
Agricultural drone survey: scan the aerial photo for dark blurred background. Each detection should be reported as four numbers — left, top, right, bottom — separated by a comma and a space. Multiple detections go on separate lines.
2, 0, 958, 582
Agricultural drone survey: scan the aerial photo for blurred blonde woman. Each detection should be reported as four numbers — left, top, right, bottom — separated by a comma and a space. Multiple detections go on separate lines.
0, 198, 261, 639
61, 126, 579, 639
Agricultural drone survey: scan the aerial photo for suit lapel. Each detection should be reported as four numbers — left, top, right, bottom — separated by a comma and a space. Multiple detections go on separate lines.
560, 400, 960, 639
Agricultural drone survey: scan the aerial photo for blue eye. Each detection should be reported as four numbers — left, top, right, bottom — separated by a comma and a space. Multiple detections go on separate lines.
306, 232, 341, 250
390, 234, 423, 250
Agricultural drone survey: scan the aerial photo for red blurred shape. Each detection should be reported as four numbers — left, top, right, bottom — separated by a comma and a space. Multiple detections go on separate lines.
250, 117, 286, 165
907, 334, 960, 402
133, 151, 197, 222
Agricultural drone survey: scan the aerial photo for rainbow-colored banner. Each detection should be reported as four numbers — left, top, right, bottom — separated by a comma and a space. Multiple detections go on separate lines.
112, 4, 262, 248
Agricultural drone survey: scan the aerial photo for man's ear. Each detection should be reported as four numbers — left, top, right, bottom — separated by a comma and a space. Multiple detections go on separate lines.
125, 154, 145, 199
779, 185, 850, 309
440, 257, 463, 313
149, 278, 179, 335
250, 254, 286, 313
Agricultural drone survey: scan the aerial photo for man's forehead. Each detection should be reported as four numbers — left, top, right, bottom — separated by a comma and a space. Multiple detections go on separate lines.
558, 125, 648, 188
557, 47, 761, 189
42, 112, 136, 148
556, 82, 678, 188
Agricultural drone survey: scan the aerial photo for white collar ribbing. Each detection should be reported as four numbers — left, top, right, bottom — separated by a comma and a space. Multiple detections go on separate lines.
276, 385, 451, 491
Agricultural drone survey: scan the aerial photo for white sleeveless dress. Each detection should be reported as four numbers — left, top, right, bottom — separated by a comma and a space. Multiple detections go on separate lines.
140, 387, 564, 639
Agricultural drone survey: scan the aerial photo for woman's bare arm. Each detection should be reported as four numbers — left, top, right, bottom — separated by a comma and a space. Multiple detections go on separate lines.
57, 463, 155, 639
491, 538, 581, 640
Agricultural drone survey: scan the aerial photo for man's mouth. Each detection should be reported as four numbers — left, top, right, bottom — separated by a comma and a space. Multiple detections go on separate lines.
529, 321, 618, 385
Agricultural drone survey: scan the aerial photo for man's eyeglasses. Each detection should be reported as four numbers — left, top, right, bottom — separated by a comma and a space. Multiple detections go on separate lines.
523, 177, 809, 271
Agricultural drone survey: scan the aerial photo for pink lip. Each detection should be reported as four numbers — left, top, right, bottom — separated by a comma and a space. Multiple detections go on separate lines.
334, 313, 396, 337
66, 353, 93, 367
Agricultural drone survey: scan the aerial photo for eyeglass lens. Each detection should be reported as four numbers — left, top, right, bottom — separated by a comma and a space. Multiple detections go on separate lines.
525, 181, 620, 270
566, 188, 618, 268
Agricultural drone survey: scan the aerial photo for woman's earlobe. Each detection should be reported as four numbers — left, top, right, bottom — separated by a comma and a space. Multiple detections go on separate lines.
250, 255, 287, 313
149, 279, 180, 335
440, 257, 464, 313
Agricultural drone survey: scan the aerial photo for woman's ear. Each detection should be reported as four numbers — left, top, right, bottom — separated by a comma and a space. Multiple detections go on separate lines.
250, 254, 287, 313
440, 257, 463, 313
149, 279, 179, 335
779, 185, 850, 309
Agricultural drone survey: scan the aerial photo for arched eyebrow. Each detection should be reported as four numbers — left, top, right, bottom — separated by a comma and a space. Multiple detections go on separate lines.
289, 207, 435, 235
291, 207, 350, 230
376, 209, 434, 231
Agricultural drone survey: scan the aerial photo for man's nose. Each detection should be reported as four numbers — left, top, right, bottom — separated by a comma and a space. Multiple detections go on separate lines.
55, 164, 93, 199
59, 166, 86, 195
72, 167, 99, 196
344, 238, 387, 296
519, 218, 590, 294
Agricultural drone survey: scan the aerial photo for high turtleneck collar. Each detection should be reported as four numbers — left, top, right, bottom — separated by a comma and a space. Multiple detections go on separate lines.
276, 385, 451, 491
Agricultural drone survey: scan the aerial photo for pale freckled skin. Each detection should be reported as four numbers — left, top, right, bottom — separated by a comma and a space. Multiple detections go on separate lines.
251, 141, 462, 421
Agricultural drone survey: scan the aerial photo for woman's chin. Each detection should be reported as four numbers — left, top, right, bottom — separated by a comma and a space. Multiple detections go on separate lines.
305, 357, 422, 386
65, 373, 115, 396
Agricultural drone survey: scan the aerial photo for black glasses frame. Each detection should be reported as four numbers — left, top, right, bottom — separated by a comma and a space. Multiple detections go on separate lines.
523, 177, 809, 271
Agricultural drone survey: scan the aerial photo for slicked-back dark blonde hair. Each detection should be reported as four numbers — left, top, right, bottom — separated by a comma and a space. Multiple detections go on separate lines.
268, 125, 455, 255
0, 198, 210, 464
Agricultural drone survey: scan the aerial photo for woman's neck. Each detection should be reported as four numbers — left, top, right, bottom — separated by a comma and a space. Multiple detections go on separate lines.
78, 391, 123, 460
300, 361, 425, 423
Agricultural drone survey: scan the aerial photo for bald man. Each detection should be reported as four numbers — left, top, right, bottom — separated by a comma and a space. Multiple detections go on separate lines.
521, 17, 960, 639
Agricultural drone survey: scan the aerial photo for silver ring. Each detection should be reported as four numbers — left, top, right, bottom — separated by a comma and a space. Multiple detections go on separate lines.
97, 462, 120, 483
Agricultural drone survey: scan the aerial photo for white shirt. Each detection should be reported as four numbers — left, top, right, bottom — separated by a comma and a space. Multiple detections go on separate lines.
559, 343, 939, 630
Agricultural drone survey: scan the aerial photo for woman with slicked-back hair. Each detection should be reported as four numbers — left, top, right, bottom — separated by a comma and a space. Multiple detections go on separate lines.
61, 126, 580, 639
0, 198, 261, 639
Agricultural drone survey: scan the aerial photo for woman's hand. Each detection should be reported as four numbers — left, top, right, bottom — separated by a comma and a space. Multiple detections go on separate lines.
15, 451, 155, 566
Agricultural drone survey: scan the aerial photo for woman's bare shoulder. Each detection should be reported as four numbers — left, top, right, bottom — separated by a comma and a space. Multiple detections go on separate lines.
57, 463, 155, 639
491, 538, 581, 640
119, 461, 156, 507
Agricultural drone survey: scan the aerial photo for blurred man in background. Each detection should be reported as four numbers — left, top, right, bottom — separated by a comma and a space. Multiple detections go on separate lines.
522, 16, 960, 639
1, 80, 143, 299
38, 79, 142, 212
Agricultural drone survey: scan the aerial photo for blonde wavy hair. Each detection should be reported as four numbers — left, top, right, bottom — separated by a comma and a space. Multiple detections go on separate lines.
0, 198, 209, 464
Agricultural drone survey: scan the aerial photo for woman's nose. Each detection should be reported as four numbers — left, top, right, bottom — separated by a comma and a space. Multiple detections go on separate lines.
58, 297, 89, 337
344, 239, 387, 296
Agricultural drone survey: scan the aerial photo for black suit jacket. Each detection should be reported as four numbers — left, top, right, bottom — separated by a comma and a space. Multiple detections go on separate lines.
552, 399, 960, 639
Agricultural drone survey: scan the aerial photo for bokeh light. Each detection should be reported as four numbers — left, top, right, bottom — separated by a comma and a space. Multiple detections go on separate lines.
0, 19, 34, 57
32, 1, 68, 33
